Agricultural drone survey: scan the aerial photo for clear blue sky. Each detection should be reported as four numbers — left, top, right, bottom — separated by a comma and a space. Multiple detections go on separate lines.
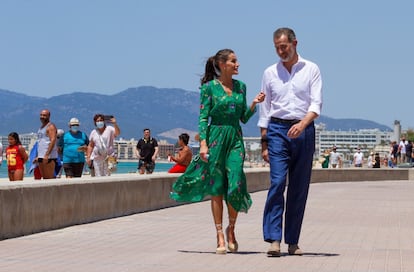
1, 0, 414, 129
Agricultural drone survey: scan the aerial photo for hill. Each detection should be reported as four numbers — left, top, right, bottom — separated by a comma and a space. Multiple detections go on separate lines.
0, 87, 391, 141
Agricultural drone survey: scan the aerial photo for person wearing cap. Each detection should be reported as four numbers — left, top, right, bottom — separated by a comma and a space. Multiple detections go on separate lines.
57, 117, 89, 178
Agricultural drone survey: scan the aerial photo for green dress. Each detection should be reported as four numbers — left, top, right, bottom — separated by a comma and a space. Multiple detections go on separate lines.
170, 79, 256, 213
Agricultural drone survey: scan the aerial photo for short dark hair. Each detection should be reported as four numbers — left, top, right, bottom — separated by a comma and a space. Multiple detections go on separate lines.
178, 133, 190, 145
93, 114, 105, 123
143, 128, 150, 132
273, 27, 296, 42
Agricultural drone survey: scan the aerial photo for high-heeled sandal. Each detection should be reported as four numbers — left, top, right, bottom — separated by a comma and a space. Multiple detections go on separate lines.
215, 224, 226, 254
226, 218, 239, 253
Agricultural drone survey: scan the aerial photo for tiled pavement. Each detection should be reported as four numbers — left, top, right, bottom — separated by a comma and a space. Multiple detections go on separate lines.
0, 180, 413, 272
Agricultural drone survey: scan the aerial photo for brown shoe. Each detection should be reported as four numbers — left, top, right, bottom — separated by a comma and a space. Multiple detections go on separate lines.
288, 244, 303, 256
267, 241, 281, 257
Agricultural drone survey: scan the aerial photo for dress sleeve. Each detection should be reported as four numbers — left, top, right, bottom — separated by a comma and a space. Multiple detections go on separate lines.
198, 83, 211, 141
239, 81, 256, 124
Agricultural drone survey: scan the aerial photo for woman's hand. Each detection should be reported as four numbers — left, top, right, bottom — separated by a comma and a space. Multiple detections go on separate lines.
199, 144, 209, 162
253, 91, 265, 104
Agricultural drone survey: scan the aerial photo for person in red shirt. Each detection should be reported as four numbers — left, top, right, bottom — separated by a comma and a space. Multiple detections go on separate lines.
6, 132, 28, 181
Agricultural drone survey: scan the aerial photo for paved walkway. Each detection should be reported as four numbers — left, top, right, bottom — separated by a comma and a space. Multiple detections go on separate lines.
0, 180, 413, 272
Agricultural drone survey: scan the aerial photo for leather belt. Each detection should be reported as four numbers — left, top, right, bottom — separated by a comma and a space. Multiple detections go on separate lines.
270, 117, 300, 125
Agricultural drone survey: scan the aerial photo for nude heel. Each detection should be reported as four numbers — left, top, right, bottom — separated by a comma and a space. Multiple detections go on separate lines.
215, 224, 226, 254
226, 218, 238, 253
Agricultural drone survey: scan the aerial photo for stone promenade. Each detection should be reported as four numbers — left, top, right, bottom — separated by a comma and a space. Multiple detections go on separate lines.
0, 180, 413, 272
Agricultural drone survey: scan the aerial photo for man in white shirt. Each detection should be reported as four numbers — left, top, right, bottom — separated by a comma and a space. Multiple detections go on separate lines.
258, 27, 322, 257
353, 148, 364, 167
399, 137, 408, 163
329, 146, 342, 168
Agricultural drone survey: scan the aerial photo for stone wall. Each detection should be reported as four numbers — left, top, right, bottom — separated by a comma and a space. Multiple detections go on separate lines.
0, 168, 413, 240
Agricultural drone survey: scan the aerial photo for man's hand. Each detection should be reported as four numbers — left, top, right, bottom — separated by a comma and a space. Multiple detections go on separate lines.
262, 148, 269, 163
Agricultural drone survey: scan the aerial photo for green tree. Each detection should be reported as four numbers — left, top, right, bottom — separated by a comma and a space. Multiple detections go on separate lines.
405, 129, 414, 142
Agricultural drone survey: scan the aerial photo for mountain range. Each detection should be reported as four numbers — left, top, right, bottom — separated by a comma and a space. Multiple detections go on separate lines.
0, 87, 391, 141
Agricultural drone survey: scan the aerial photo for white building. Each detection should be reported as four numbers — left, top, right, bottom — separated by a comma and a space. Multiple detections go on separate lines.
316, 123, 394, 162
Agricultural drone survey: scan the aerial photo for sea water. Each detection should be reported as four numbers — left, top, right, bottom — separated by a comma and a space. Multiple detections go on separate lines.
0, 160, 174, 179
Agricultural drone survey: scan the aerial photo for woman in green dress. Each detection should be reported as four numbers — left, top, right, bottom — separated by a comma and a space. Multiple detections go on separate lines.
171, 49, 265, 254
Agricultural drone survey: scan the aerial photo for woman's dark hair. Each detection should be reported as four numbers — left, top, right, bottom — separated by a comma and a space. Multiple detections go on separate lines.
8, 132, 22, 145
200, 49, 234, 85
178, 133, 190, 145
93, 114, 105, 124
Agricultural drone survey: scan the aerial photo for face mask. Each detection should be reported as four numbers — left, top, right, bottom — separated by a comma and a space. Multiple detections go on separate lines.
96, 121, 105, 129
71, 125, 79, 133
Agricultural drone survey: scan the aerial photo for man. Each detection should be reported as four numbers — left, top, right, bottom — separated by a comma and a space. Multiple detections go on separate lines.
36, 109, 58, 179
353, 148, 363, 167
399, 136, 408, 164
258, 27, 322, 257
136, 128, 159, 174
329, 146, 342, 168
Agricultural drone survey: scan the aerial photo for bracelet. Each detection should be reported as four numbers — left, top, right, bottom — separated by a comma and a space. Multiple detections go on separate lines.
261, 137, 268, 143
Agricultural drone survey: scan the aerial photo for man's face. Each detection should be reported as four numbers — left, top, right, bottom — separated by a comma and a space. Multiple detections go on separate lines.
144, 130, 150, 139
274, 34, 297, 62
40, 110, 50, 124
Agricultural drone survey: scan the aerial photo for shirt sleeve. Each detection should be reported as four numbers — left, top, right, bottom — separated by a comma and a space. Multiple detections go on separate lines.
239, 82, 256, 124
257, 72, 271, 128
308, 64, 323, 116
198, 83, 211, 141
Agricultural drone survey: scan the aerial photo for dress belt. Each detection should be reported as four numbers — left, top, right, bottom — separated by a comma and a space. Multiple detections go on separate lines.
270, 117, 300, 125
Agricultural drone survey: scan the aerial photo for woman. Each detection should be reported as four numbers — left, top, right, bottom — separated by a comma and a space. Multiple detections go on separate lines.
320, 149, 330, 168
171, 49, 265, 254
58, 118, 89, 178
168, 133, 192, 173
86, 114, 120, 176
6, 132, 28, 181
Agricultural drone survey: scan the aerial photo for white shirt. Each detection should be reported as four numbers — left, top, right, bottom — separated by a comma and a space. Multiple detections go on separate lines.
399, 140, 407, 154
330, 151, 341, 165
89, 126, 116, 161
353, 152, 363, 165
258, 55, 323, 128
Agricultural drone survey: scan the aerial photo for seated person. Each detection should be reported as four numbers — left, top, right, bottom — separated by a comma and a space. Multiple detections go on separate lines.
168, 133, 192, 173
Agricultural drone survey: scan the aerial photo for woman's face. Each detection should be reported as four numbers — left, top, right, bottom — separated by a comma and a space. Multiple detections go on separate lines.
220, 53, 239, 76
8, 136, 16, 145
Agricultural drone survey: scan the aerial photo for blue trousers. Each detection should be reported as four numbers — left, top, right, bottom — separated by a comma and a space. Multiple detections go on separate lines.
263, 121, 315, 244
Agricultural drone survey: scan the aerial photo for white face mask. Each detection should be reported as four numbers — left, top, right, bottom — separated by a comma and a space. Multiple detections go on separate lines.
96, 121, 105, 129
